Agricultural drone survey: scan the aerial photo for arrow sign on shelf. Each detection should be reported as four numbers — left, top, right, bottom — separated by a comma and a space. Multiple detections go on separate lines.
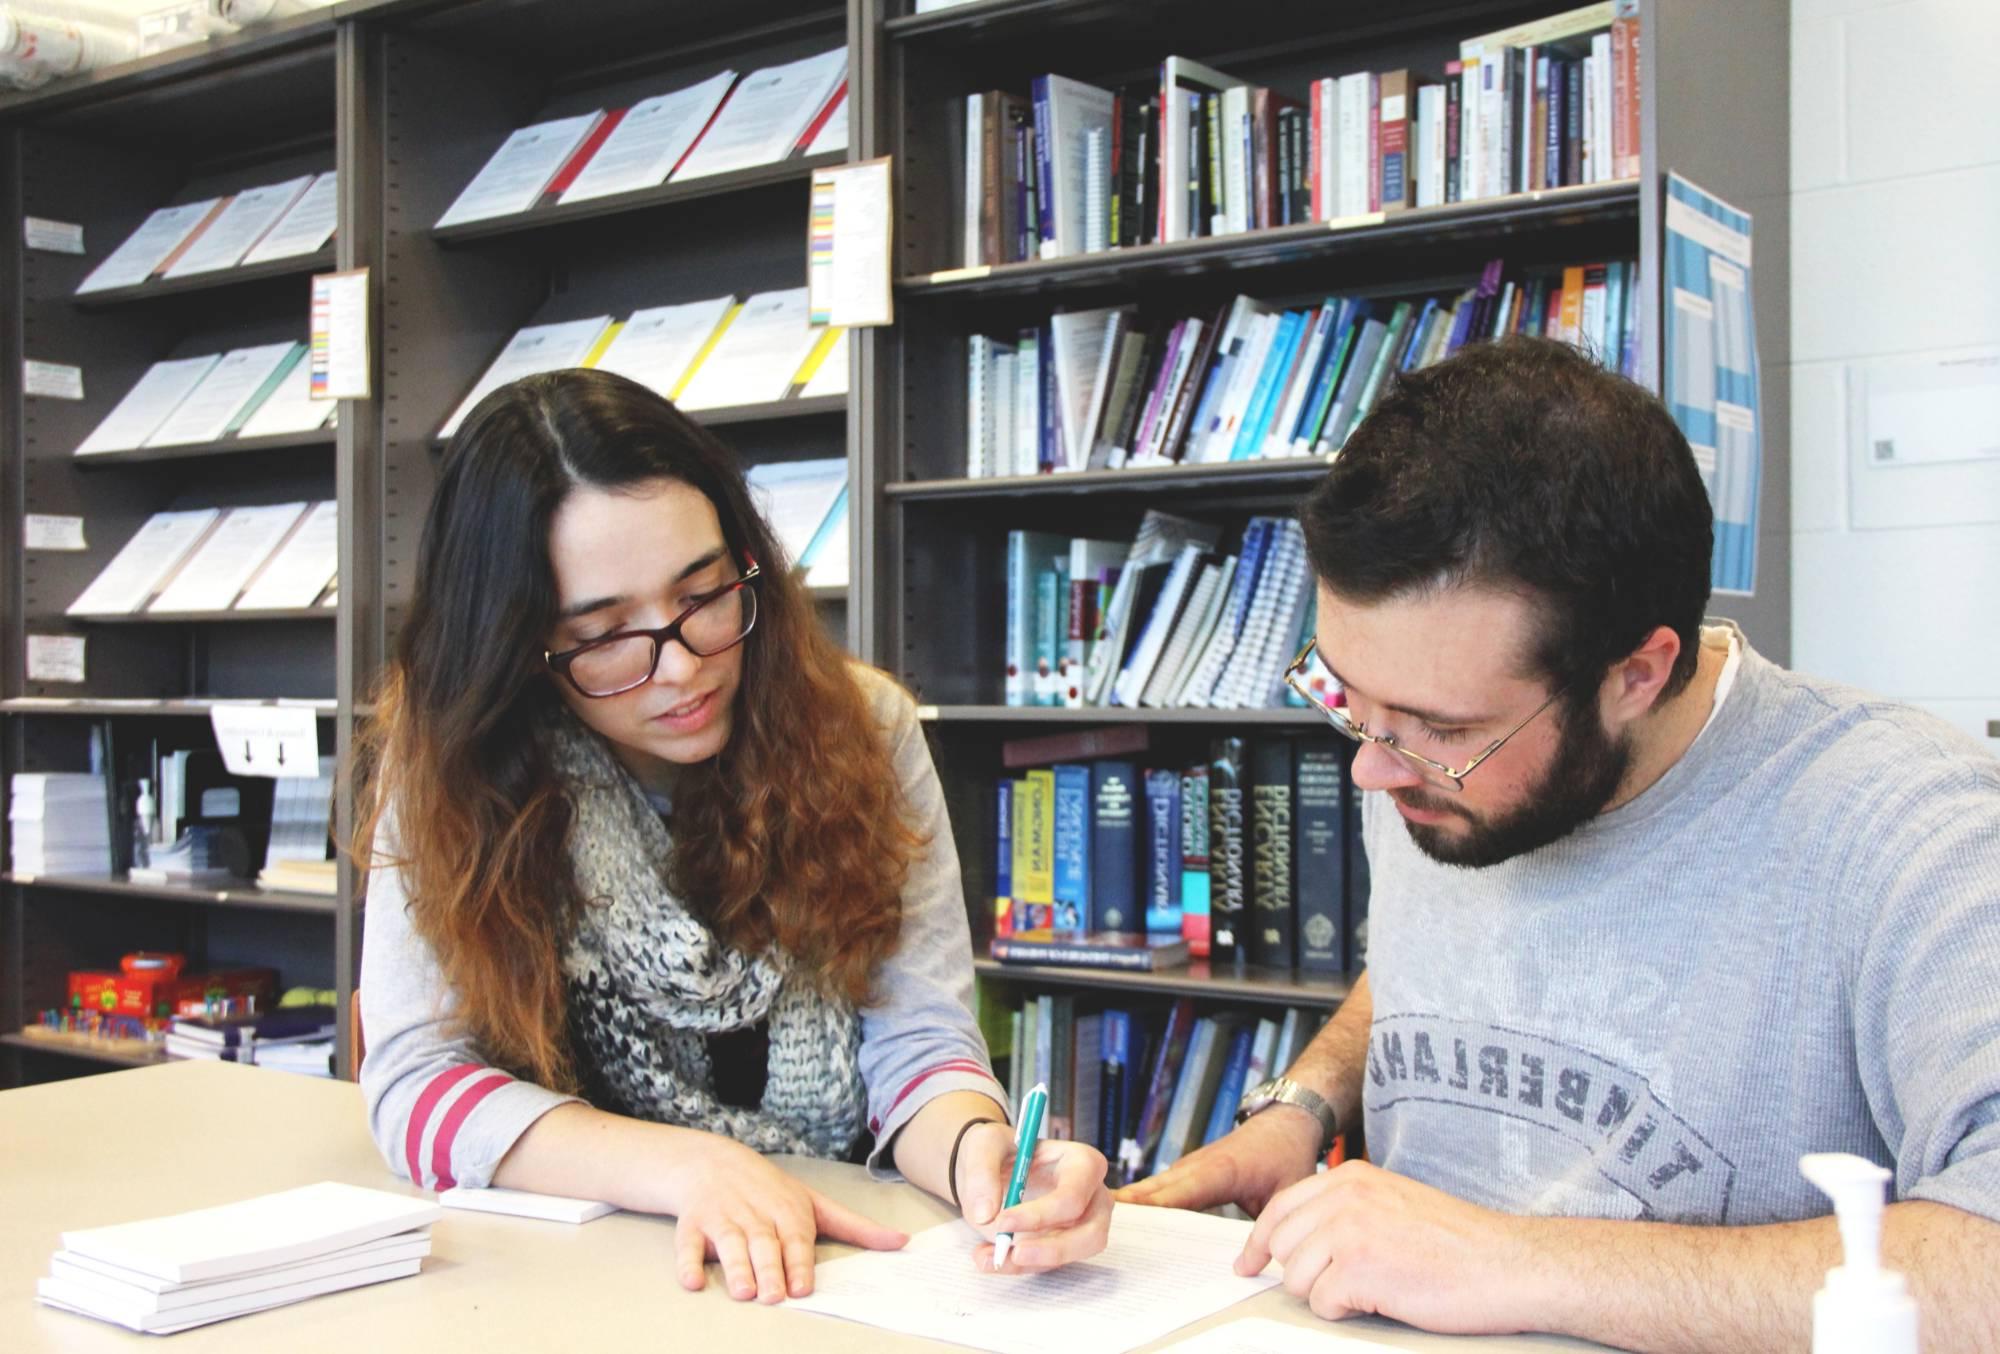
211, 705, 321, 779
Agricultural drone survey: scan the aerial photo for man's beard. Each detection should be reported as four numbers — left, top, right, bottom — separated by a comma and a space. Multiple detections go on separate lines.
1395, 699, 1631, 869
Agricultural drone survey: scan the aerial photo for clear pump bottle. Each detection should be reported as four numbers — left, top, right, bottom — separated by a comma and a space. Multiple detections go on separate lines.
1800, 1152, 1920, 1354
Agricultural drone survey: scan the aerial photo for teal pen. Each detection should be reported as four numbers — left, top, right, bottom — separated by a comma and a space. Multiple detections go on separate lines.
990, 1082, 1048, 1271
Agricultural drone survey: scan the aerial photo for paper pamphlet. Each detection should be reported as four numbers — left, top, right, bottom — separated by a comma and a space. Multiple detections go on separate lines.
67, 508, 221, 615
789, 1203, 1278, 1354
243, 171, 339, 264
75, 356, 221, 455
51, 1230, 424, 1297
76, 200, 220, 293
164, 177, 314, 277
560, 71, 737, 204
588, 296, 735, 397
745, 457, 846, 568
439, 316, 612, 437
149, 503, 309, 614
675, 47, 847, 180
236, 501, 338, 610
237, 356, 335, 439
437, 1186, 616, 1223
676, 288, 820, 410
143, 343, 300, 446
437, 112, 605, 226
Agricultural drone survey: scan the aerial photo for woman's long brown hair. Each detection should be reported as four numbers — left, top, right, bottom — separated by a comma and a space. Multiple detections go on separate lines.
353, 369, 919, 1093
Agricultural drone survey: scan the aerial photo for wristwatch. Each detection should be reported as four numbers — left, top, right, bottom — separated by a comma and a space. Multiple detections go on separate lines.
1236, 1076, 1340, 1156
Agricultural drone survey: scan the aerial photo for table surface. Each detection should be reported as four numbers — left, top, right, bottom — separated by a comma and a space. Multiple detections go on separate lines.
0, 1062, 1613, 1352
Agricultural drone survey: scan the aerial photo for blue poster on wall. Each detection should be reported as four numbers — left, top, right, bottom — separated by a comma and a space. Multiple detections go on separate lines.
1663, 171, 1760, 596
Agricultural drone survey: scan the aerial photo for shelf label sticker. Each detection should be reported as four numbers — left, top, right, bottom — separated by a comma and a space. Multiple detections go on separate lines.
1325, 211, 1387, 233
26, 635, 86, 683
25, 514, 86, 551
808, 156, 895, 328
310, 268, 371, 400
211, 703, 322, 778
23, 360, 83, 400
925, 265, 991, 285
24, 217, 85, 254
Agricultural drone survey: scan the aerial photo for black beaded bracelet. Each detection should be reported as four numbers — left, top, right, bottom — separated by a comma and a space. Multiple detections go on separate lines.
948, 1117, 1004, 1212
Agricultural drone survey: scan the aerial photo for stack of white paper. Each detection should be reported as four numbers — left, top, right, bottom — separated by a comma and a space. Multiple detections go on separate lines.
37, 1182, 440, 1335
745, 458, 846, 570
242, 171, 339, 265
236, 501, 338, 610
589, 296, 734, 399
9, 773, 111, 875
676, 288, 821, 410
439, 316, 613, 437
75, 356, 221, 455
436, 112, 605, 227
68, 509, 222, 615
149, 503, 310, 613
75, 201, 221, 294
674, 48, 847, 180
560, 72, 737, 204
164, 177, 314, 277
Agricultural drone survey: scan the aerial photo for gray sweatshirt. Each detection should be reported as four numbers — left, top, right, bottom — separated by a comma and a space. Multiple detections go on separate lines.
1361, 629, 2000, 1226
358, 664, 1003, 1192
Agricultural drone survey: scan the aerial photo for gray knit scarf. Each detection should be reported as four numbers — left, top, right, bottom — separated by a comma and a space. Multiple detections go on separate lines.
549, 714, 865, 1158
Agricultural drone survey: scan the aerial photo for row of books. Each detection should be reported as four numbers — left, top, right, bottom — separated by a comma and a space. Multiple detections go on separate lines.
75, 172, 338, 295
991, 736, 1369, 975
1000, 994, 1330, 1185
965, 258, 1636, 479
957, 2, 1638, 265
74, 342, 333, 456
68, 502, 338, 616
440, 288, 847, 440
436, 48, 847, 228
1006, 512, 1314, 713
744, 458, 850, 589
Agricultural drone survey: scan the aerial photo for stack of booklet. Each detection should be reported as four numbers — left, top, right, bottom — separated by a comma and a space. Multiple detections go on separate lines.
164, 1005, 338, 1074
37, 1182, 439, 1334
8, 772, 111, 875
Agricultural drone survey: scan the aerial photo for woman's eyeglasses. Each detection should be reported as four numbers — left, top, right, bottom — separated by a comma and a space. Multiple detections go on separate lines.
545, 563, 761, 699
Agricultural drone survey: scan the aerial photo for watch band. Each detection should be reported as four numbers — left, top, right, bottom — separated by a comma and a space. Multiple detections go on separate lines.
1237, 1077, 1339, 1155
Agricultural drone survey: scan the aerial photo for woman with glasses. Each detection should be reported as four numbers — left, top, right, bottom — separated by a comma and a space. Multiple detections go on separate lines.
354, 369, 1110, 1303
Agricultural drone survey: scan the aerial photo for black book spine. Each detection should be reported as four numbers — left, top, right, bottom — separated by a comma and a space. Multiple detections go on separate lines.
1294, 745, 1345, 973
1207, 736, 1246, 961
1342, 777, 1373, 971
1248, 737, 1296, 968
1140, 95, 1159, 246
1564, 59, 1584, 187
1444, 73, 1462, 204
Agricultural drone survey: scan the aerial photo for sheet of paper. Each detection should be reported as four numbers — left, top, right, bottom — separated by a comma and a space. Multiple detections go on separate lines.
241, 171, 338, 264
436, 112, 605, 226
791, 1204, 1278, 1354
52, 1231, 426, 1297
164, 177, 313, 277
38, 1256, 423, 1335
800, 327, 849, 399
439, 316, 612, 437
674, 48, 847, 180
142, 343, 299, 446
676, 288, 819, 410
745, 457, 846, 567
437, 1186, 616, 1223
209, 702, 321, 778
560, 72, 737, 204
25, 514, 87, 551
588, 296, 734, 396
59, 1181, 441, 1285
75, 200, 220, 293
75, 356, 221, 455
311, 269, 370, 400
26, 634, 86, 683
235, 501, 338, 610
1164, 1316, 1401, 1352
67, 508, 220, 615
236, 356, 334, 438
24, 359, 83, 399
25, 216, 85, 254
150, 503, 308, 613
808, 157, 892, 328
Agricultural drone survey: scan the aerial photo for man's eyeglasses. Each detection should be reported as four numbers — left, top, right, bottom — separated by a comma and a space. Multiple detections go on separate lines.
1282, 638, 1561, 792
545, 562, 760, 699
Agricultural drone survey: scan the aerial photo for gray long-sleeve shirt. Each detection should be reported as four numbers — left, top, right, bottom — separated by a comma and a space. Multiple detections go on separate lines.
1362, 628, 2000, 1226
359, 663, 1003, 1192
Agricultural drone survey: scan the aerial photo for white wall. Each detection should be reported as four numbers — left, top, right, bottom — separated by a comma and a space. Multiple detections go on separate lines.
1790, 0, 2000, 752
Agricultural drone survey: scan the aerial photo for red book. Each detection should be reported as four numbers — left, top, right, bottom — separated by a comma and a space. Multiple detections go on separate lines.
543, 108, 627, 201
1612, 1, 1642, 179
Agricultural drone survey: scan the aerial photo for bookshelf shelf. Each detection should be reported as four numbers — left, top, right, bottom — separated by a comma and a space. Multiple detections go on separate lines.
71, 427, 337, 470
2, 872, 337, 915
888, 455, 1332, 501
0, 1031, 166, 1069
67, 609, 333, 625
901, 181, 1641, 301
430, 154, 844, 247
919, 704, 1323, 726
698, 393, 846, 427
973, 957, 1351, 1010
1, 698, 338, 717
70, 247, 336, 311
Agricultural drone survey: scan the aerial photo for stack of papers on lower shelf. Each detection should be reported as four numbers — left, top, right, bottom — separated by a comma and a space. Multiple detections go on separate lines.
38, 1182, 439, 1335
8, 773, 111, 875
166, 1006, 337, 1076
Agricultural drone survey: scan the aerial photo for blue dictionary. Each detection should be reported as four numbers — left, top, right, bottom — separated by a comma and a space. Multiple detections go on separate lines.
993, 777, 1015, 934
1143, 768, 1183, 935
1091, 760, 1142, 937
1099, 1009, 1133, 1174
1051, 764, 1092, 934
1202, 1023, 1256, 1146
